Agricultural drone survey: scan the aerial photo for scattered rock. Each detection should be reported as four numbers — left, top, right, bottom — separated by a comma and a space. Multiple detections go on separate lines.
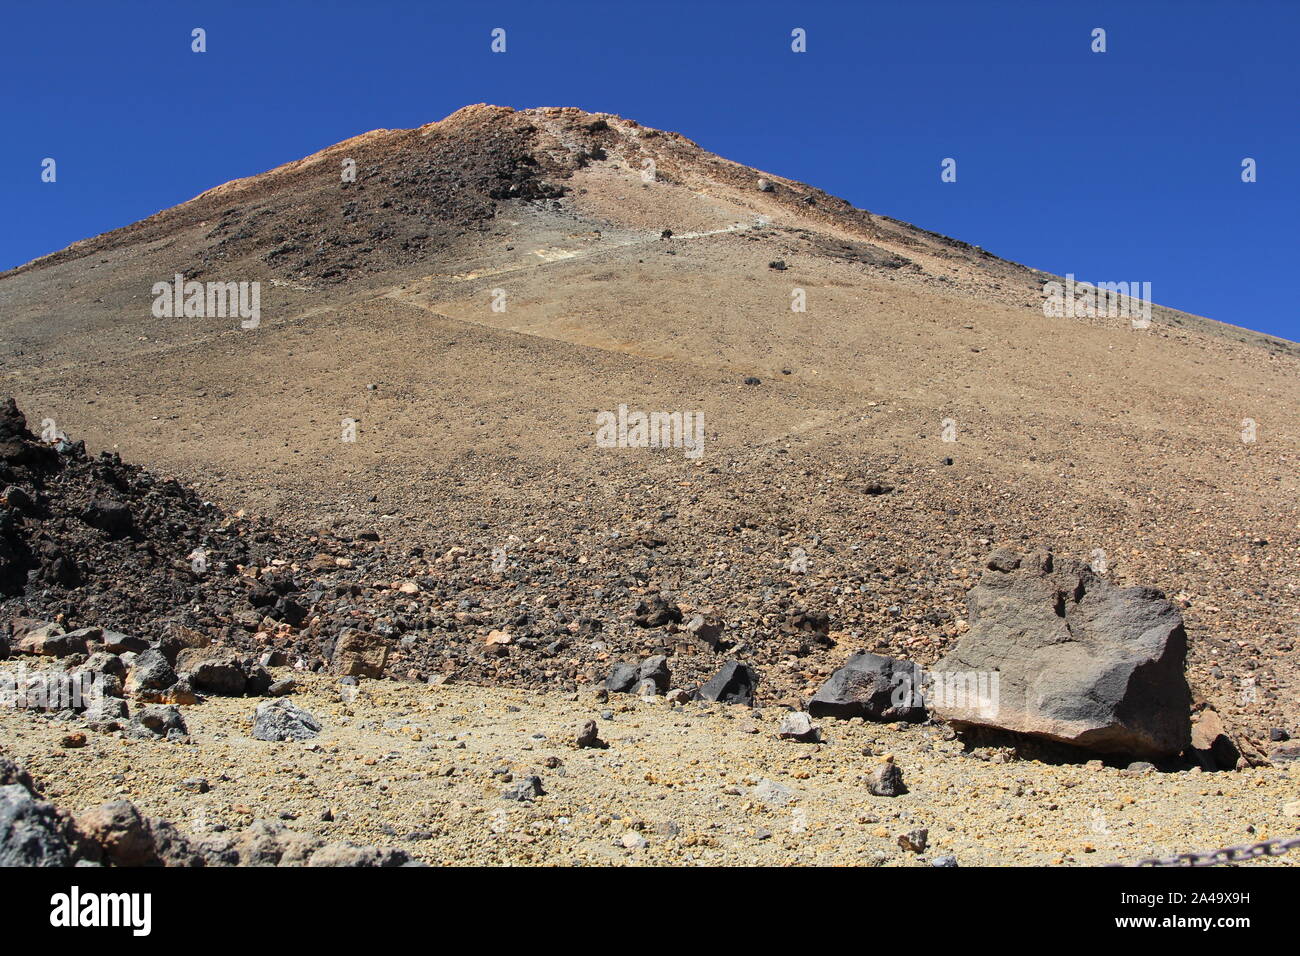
637, 655, 671, 693
0, 755, 36, 791
15, 623, 87, 657
252, 699, 322, 742
1270, 744, 1300, 763
633, 595, 681, 628
866, 758, 907, 797
1189, 709, 1242, 771
695, 660, 759, 706
777, 711, 821, 742
502, 775, 544, 801
897, 828, 929, 853
100, 630, 149, 654
807, 651, 925, 722
81, 498, 134, 536
575, 719, 605, 749
82, 694, 128, 725
130, 705, 187, 739
0, 784, 82, 866
331, 629, 389, 679
124, 649, 177, 696
177, 648, 248, 696
605, 662, 640, 693
307, 843, 413, 867
685, 613, 726, 650
75, 801, 159, 867
752, 779, 794, 807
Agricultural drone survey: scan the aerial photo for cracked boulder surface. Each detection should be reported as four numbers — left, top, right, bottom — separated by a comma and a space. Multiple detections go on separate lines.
932, 550, 1191, 758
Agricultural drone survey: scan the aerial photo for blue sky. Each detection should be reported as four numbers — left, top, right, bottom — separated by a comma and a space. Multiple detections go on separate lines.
2, 0, 1296, 340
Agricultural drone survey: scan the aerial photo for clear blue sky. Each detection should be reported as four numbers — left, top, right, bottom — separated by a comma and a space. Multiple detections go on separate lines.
3, 0, 1296, 340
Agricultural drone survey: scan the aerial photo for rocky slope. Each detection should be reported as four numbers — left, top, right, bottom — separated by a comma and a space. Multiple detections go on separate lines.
1, 104, 1298, 864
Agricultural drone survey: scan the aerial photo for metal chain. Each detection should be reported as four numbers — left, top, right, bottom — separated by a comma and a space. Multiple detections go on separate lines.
1118, 833, 1300, 867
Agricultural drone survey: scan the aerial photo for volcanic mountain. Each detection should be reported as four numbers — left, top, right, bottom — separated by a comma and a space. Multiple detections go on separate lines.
1, 104, 1297, 758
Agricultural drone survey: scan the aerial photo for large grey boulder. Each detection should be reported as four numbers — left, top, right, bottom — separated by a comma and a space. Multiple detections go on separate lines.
176, 648, 247, 696
807, 651, 926, 721
253, 699, 321, 741
931, 549, 1191, 758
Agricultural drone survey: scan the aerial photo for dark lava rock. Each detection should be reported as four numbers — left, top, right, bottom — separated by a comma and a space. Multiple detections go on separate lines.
808, 651, 926, 722
177, 648, 247, 696
81, 498, 134, 536
633, 595, 681, 628
15, 626, 88, 658
0, 755, 36, 791
606, 662, 640, 693
244, 665, 275, 697
100, 630, 149, 654
83, 695, 129, 724
637, 655, 671, 693
0, 784, 79, 866
696, 661, 759, 706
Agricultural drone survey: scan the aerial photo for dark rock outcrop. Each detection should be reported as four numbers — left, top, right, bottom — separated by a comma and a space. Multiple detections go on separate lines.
807, 651, 926, 722
695, 661, 759, 706
931, 549, 1191, 758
